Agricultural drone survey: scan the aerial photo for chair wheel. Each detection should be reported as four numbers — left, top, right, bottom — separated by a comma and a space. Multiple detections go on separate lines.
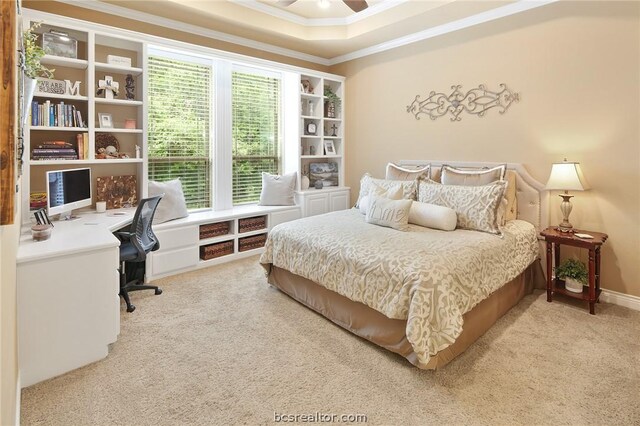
155, 288, 162, 295
127, 304, 136, 313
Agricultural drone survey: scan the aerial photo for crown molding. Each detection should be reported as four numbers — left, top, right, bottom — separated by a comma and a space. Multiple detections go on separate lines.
230, 0, 411, 27
52, 0, 558, 67
54, 0, 332, 66
328, 0, 558, 64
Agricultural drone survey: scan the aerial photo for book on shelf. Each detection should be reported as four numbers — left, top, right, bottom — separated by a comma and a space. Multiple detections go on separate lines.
76, 133, 89, 160
31, 100, 86, 128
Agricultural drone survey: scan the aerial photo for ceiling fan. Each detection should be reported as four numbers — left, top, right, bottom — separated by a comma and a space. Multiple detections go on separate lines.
277, 0, 368, 13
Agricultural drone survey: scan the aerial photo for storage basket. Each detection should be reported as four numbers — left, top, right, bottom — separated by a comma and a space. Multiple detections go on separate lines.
200, 240, 234, 260
238, 233, 268, 252
238, 215, 267, 233
199, 221, 231, 239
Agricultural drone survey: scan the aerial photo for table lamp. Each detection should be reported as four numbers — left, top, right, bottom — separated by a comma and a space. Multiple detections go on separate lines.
544, 159, 589, 232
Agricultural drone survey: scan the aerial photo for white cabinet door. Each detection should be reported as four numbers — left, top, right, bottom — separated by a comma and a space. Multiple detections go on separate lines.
305, 193, 330, 217
329, 190, 350, 212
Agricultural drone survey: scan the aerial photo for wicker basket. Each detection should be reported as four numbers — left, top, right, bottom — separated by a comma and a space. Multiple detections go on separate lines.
238, 233, 267, 252
200, 240, 234, 260
238, 215, 267, 234
199, 221, 231, 239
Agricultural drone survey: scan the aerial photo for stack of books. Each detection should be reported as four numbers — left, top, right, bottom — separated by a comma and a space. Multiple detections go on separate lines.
32, 141, 78, 161
29, 192, 47, 210
31, 100, 86, 128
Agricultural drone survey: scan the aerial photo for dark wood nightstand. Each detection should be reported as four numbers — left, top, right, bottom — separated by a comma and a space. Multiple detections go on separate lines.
540, 227, 608, 314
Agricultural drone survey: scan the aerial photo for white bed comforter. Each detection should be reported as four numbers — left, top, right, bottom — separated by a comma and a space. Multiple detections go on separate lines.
260, 209, 538, 365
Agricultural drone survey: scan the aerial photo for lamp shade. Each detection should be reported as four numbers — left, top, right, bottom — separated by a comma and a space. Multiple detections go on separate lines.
545, 160, 589, 191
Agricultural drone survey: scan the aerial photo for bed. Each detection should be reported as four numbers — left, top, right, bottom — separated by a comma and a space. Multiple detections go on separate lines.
260, 161, 548, 369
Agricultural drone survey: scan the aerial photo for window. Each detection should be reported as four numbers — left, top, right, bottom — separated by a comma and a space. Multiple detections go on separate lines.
232, 69, 282, 204
147, 54, 212, 209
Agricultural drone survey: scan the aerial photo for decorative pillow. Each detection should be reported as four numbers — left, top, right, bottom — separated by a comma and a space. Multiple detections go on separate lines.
365, 196, 412, 231
409, 202, 457, 231
440, 164, 506, 186
148, 178, 189, 224
418, 179, 507, 235
358, 183, 403, 214
355, 173, 417, 208
385, 163, 430, 181
258, 172, 296, 206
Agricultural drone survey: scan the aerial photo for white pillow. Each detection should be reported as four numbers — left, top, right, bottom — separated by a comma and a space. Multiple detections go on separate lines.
365, 196, 412, 231
148, 179, 189, 224
258, 172, 296, 206
358, 183, 403, 214
418, 179, 507, 235
409, 202, 457, 231
355, 173, 417, 208
385, 163, 430, 181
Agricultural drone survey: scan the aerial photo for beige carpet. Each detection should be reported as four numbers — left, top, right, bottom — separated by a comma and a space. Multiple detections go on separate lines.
21, 256, 640, 425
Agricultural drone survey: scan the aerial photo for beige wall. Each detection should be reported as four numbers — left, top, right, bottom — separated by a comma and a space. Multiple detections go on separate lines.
22, 1, 329, 73
331, 1, 640, 297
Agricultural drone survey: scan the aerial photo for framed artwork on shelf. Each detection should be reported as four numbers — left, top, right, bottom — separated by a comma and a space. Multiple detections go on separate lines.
42, 31, 78, 59
309, 162, 339, 188
98, 113, 113, 128
324, 140, 336, 156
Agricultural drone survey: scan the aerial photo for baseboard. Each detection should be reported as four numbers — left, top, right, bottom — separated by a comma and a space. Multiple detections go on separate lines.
14, 371, 21, 426
600, 289, 640, 311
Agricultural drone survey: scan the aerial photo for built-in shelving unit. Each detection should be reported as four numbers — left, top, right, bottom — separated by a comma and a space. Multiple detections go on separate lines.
23, 15, 146, 222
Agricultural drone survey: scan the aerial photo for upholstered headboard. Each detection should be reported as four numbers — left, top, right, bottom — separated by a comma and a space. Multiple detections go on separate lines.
398, 160, 549, 234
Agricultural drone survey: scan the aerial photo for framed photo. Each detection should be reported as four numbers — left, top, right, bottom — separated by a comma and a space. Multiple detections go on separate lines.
98, 113, 114, 129
301, 79, 312, 94
324, 140, 336, 156
309, 162, 339, 188
305, 122, 317, 135
42, 32, 78, 59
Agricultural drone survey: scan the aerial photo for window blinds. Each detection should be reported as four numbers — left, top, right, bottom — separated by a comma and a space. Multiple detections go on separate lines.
148, 55, 212, 209
232, 70, 281, 204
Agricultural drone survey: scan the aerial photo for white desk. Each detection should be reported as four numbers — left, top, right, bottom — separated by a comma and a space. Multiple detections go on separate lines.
17, 208, 135, 388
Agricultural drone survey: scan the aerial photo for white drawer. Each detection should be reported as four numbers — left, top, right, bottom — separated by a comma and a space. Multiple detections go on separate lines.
151, 246, 198, 276
154, 226, 198, 252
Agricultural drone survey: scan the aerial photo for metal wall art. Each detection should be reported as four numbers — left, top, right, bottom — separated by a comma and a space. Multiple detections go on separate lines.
407, 84, 519, 121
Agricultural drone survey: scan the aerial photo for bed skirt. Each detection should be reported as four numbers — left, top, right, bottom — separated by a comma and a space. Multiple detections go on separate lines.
265, 259, 544, 369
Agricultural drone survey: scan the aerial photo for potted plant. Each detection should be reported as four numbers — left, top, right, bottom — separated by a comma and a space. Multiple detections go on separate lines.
555, 258, 588, 293
324, 86, 341, 118
22, 22, 54, 125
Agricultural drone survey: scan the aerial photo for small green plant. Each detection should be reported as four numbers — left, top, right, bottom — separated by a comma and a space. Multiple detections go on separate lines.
23, 22, 55, 79
555, 258, 588, 284
324, 86, 341, 108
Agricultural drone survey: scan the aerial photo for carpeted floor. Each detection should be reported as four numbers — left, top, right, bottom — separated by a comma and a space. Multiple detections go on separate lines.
21, 256, 640, 425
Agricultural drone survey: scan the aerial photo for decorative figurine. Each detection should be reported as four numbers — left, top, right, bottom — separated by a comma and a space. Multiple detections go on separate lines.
97, 75, 119, 99
125, 74, 135, 100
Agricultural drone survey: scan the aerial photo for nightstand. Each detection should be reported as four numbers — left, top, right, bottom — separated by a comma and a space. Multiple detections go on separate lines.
540, 227, 608, 314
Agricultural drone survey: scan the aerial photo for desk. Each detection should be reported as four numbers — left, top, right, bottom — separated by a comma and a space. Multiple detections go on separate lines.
17, 208, 135, 388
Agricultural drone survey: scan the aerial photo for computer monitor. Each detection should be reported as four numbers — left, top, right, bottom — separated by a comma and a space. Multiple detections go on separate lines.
46, 167, 92, 219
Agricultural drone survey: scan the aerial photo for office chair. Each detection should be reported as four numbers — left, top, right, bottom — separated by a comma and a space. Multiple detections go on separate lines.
116, 195, 163, 313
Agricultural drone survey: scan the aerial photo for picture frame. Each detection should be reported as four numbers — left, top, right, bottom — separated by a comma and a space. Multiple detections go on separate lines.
98, 113, 114, 129
42, 31, 78, 59
309, 162, 339, 187
324, 140, 336, 156
301, 79, 312, 94
305, 122, 317, 136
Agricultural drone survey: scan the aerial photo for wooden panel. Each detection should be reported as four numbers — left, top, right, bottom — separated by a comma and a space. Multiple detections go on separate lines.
0, 0, 16, 224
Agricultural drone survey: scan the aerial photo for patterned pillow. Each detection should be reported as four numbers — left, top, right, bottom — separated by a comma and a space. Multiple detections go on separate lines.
385, 163, 430, 181
355, 173, 417, 208
418, 179, 507, 235
358, 183, 403, 214
365, 196, 412, 231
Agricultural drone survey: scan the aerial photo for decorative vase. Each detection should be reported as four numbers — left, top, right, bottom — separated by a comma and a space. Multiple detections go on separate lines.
22, 75, 37, 127
301, 175, 310, 190
564, 277, 584, 293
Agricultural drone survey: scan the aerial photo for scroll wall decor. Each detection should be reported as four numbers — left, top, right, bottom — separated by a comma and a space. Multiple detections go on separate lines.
407, 84, 519, 121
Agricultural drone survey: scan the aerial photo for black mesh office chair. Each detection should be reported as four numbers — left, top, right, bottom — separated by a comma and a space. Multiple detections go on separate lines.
116, 195, 163, 313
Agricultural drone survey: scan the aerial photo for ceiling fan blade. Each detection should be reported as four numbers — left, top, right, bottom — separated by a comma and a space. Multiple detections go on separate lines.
343, 0, 368, 13
276, 0, 298, 6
